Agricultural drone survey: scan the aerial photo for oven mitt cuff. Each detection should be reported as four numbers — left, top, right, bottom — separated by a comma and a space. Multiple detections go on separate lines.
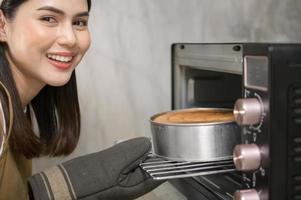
28, 137, 162, 200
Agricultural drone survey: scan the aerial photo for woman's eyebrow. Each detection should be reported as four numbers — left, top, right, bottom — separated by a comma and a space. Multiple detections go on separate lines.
36, 6, 89, 17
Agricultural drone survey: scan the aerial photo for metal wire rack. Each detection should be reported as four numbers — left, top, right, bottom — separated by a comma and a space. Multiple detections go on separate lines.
140, 155, 236, 180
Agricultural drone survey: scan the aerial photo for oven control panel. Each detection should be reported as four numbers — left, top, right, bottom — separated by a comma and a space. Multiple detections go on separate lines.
232, 55, 270, 200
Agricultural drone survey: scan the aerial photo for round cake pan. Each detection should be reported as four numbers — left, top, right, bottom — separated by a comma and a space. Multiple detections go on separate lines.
150, 108, 240, 162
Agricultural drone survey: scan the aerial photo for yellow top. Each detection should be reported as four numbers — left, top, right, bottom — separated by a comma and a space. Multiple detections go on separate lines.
0, 81, 31, 200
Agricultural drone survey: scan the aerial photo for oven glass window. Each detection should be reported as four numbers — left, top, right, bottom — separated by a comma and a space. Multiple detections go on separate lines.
184, 67, 242, 108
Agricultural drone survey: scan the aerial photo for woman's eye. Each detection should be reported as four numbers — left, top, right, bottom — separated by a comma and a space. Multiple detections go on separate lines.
40, 16, 57, 24
73, 20, 88, 27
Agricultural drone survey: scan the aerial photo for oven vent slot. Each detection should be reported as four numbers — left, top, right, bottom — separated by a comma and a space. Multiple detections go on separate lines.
292, 134, 301, 163
295, 137, 301, 143
293, 87, 301, 124
294, 88, 301, 95
294, 143, 301, 162
293, 195, 301, 200
295, 98, 301, 104
140, 156, 235, 180
294, 109, 301, 114
294, 118, 301, 124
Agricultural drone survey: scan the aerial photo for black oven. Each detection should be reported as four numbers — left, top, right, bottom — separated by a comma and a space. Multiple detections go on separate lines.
169, 43, 301, 200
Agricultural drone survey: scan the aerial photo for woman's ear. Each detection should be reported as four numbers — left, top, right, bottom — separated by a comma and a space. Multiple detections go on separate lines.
0, 10, 7, 42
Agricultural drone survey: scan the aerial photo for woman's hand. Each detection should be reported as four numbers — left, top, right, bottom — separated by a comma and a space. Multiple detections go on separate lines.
28, 137, 163, 200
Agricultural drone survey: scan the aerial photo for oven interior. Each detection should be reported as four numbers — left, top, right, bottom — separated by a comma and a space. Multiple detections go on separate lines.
170, 44, 244, 199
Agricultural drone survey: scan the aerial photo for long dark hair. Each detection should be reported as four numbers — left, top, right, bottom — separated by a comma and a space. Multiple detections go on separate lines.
0, 0, 92, 158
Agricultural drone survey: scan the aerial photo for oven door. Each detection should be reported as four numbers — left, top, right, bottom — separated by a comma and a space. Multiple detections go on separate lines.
171, 43, 243, 199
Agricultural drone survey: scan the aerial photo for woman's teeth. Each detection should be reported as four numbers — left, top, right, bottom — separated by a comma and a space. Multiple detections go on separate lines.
47, 54, 73, 63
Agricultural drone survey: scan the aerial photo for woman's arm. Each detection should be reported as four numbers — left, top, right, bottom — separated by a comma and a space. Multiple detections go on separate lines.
28, 137, 163, 200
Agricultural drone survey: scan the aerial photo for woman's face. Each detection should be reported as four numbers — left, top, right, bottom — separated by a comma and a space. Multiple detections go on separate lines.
2, 0, 91, 87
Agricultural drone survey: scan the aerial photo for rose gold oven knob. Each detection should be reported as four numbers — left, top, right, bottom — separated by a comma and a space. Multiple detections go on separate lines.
233, 144, 261, 171
233, 98, 262, 125
234, 189, 260, 200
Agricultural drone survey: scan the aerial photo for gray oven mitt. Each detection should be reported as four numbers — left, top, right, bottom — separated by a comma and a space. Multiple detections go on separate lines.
28, 137, 162, 200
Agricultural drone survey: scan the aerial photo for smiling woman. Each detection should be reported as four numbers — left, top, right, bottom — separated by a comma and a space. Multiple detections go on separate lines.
0, 0, 91, 158
0, 0, 163, 199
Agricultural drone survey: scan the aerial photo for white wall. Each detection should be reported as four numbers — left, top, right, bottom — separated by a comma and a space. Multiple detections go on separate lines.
33, 0, 301, 197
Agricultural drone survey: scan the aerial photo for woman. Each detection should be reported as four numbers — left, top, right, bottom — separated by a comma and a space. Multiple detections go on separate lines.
0, 0, 161, 199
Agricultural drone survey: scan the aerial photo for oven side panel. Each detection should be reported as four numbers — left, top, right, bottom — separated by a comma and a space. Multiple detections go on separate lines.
270, 45, 301, 200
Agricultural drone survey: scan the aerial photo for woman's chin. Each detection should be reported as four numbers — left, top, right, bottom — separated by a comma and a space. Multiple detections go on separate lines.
46, 77, 71, 87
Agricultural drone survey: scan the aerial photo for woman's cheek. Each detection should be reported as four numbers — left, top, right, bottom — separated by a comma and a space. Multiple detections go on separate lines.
79, 31, 91, 53
22, 21, 56, 48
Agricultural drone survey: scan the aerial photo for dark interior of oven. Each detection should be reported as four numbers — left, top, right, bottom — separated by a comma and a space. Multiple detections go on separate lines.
180, 67, 242, 109
171, 67, 244, 200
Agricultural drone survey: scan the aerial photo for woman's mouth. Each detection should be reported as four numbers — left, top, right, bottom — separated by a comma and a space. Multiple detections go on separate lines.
46, 53, 74, 70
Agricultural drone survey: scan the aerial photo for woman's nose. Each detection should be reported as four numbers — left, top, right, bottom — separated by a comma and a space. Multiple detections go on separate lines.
57, 25, 77, 48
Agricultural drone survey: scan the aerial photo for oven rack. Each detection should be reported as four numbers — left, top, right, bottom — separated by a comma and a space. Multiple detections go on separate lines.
140, 156, 236, 180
